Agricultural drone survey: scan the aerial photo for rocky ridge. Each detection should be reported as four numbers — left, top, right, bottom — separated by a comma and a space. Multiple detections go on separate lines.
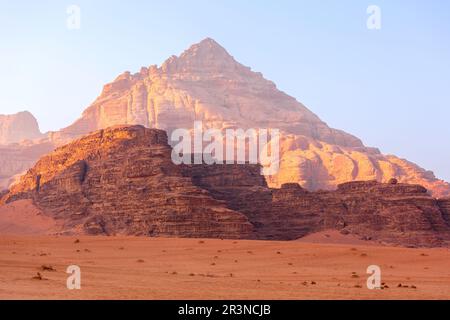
2, 126, 252, 238
1, 38, 449, 197
0, 111, 43, 145
2, 126, 450, 247
51, 38, 450, 197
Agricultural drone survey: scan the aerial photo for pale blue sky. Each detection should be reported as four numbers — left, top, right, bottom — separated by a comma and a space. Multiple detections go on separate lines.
0, 0, 449, 181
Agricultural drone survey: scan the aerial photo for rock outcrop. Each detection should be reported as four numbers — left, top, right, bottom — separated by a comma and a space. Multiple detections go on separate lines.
2, 126, 252, 238
3, 126, 449, 247
56, 39, 362, 148
0, 141, 54, 191
47, 38, 450, 198
0, 111, 43, 144
1, 39, 449, 197
185, 164, 450, 247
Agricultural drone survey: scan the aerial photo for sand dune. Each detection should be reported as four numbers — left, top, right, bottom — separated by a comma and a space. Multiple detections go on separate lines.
0, 236, 449, 300
0, 200, 58, 235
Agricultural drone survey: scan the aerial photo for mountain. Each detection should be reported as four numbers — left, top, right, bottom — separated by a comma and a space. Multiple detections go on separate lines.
0, 111, 43, 144
2, 126, 253, 238
50, 38, 449, 197
55, 38, 362, 147
3, 126, 450, 246
1, 38, 449, 197
0, 142, 54, 191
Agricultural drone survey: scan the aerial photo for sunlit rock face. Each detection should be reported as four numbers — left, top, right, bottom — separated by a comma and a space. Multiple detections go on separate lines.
267, 135, 450, 197
57, 38, 362, 147
2, 39, 449, 197
3, 126, 449, 247
2, 126, 253, 238
49, 38, 449, 197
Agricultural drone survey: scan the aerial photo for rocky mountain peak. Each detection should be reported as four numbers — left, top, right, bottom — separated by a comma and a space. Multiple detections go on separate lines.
1, 39, 449, 198
161, 38, 243, 74
181, 37, 233, 60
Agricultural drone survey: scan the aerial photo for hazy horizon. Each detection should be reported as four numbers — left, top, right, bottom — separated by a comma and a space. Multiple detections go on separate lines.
0, 0, 449, 182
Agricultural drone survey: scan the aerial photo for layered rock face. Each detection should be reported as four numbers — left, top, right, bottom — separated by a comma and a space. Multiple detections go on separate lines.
267, 135, 450, 198
46, 38, 449, 198
2, 126, 253, 238
0, 142, 54, 191
57, 39, 361, 148
315, 181, 449, 247
0, 111, 49, 191
0, 39, 448, 197
438, 198, 450, 225
2, 126, 450, 246
0, 111, 43, 144
183, 166, 450, 247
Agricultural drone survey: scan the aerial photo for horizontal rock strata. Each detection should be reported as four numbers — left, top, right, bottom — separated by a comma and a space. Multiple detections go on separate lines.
2, 125, 450, 247
2, 126, 252, 238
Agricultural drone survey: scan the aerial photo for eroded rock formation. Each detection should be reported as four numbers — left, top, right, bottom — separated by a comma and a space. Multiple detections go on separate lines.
1, 39, 449, 197
50, 38, 450, 198
2, 126, 252, 238
438, 198, 450, 225
0, 141, 54, 191
0, 111, 49, 191
184, 164, 450, 247
2, 126, 450, 247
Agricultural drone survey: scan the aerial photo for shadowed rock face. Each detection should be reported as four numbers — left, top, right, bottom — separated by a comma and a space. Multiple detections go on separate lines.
2, 126, 450, 246
56, 38, 362, 148
0, 142, 54, 191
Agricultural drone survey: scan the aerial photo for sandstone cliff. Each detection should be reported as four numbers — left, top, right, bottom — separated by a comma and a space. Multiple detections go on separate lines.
49, 38, 450, 198
438, 198, 450, 225
2, 126, 450, 247
0, 111, 43, 144
1, 38, 449, 198
2, 126, 252, 238
0, 141, 54, 191
56, 38, 362, 148
184, 165, 450, 247
0, 111, 49, 191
